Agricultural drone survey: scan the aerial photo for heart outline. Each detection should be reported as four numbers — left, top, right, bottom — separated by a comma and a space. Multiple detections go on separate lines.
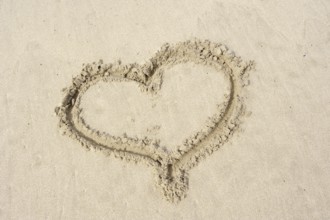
55, 39, 254, 202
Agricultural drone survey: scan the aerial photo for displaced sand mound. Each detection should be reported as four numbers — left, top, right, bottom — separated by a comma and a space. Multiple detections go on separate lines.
55, 39, 254, 203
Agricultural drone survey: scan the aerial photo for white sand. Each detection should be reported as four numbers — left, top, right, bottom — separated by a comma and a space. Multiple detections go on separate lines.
1, 0, 330, 219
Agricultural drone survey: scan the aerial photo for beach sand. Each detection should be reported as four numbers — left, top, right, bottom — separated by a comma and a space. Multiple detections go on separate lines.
1, 0, 330, 219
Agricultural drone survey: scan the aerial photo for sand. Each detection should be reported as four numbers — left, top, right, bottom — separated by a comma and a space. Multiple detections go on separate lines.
55, 40, 253, 202
1, 0, 330, 219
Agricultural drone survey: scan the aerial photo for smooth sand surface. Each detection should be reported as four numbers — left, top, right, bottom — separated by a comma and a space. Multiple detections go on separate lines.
1, 0, 330, 219
80, 63, 229, 150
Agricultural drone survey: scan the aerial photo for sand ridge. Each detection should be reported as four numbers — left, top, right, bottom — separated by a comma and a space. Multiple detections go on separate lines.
55, 39, 254, 202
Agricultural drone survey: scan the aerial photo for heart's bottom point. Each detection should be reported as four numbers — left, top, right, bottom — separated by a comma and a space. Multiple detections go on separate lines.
156, 165, 189, 203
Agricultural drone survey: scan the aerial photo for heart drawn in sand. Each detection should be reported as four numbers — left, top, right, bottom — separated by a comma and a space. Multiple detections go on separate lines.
55, 39, 254, 203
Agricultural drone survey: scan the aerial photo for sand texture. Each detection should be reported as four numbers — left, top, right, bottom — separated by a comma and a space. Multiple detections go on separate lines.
1, 0, 330, 219
55, 39, 253, 202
